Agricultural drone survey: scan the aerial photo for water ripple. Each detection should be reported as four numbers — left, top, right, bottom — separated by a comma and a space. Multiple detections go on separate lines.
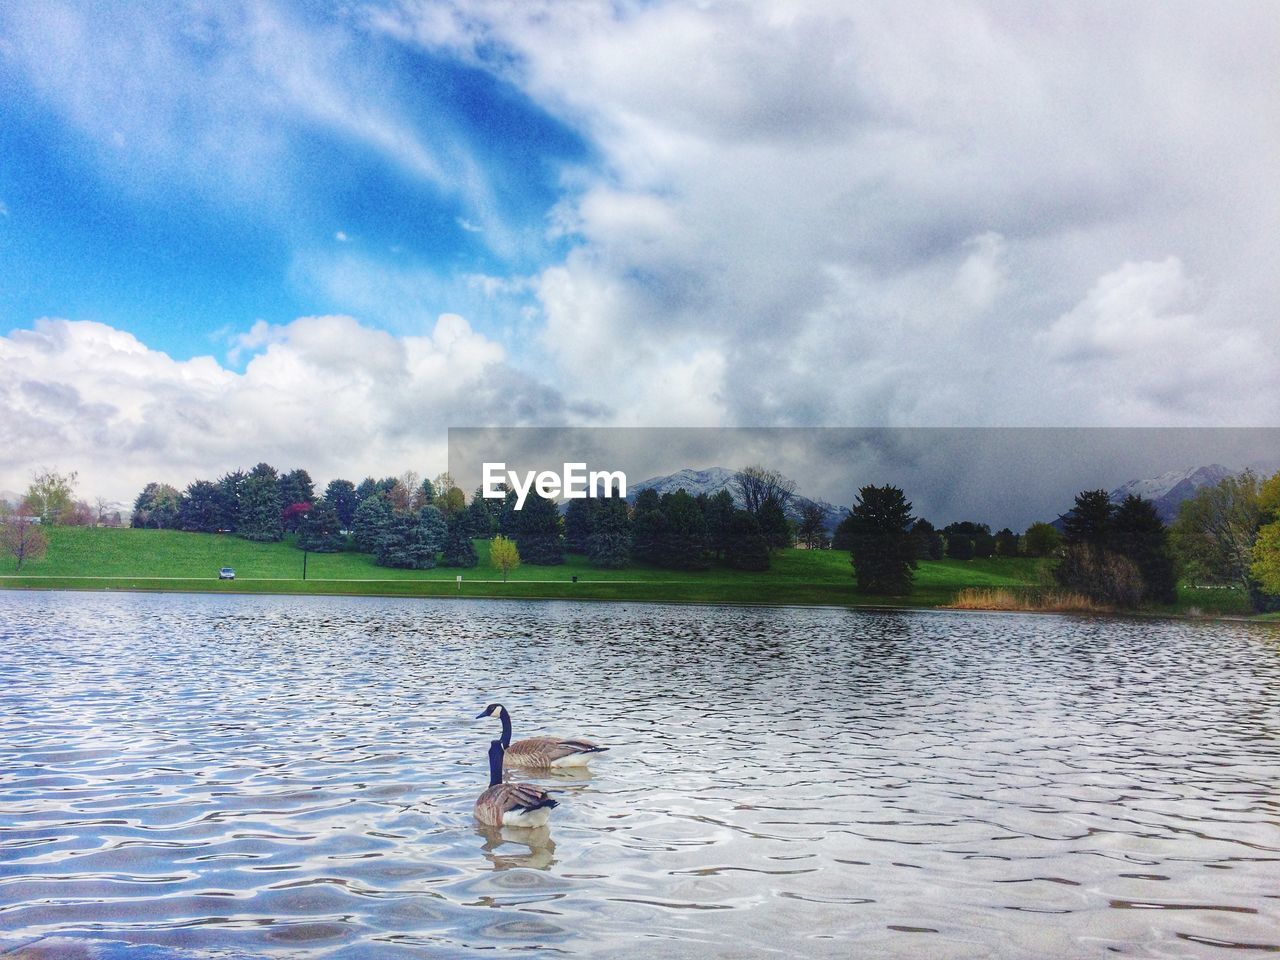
1, 592, 1279, 958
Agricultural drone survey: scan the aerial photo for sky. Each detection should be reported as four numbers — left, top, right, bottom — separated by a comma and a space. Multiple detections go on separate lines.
2, 1, 1278, 509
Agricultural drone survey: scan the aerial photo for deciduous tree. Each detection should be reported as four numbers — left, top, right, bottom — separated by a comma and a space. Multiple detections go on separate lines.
490, 535, 520, 581
1, 505, 47, 571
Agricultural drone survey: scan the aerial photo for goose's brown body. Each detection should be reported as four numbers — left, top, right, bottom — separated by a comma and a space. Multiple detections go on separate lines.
474, 738, 559, 827
477, 703, 608, 769
504, 735, 605, 769
473, 781, 559, 827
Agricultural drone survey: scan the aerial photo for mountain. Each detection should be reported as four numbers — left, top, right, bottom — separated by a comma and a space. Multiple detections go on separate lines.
1108, 464, 1239, 524
0, 489, 22, 509
628, 467, 851, 533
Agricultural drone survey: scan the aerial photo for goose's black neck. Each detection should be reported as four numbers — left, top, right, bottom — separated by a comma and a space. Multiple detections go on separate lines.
499, 709, 512, 748
487, 739, 504, 787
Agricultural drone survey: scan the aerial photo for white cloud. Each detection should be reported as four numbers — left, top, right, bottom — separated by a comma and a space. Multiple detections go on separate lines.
376, 0, 1280, 427
335, 230, 349, 242
0, 315, 587, 501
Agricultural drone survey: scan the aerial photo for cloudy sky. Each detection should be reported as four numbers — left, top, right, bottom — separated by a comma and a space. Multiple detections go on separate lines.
2, 1, 1277, 504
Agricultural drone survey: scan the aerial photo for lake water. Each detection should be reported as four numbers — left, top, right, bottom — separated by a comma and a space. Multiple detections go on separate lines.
1, 592, 1278, 959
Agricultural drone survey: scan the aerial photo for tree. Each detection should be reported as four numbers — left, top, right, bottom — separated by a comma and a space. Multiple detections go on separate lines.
658, 490, 710, 570
1062, 490, 1113, 548
375, 505, 447, 569
994, 528, 1020, 558
631, 489, 665, 564
352, 496, 393, 553
277, 470, 315, 529
515, 493, 564, 565
847, 485, 916, 594
24, 469, 78, 525
564, 498, 595, 554
797, 503, 830, 550
298, 500, 344, 553
181, 480, 223, 533
433, 473, 465, 516
945, 530, 974, 561
1022, 522, 1062, 557
831, 514, 855, 551
910, 519, 944, 561
724, 510, 770, 571
733, 466, 795, 516
490, 535, 520, 581
238, 464, 283, 542
701, 490, 735, 559
973, 529, 996, 559
131, 482, 183, 529
1055, 543, 1145, 607
1171, 471, 1262, 594
217, 469, 246, 532
468, 485, 501, 539
588, 497, 632, 569
355, 477, 381, 503
442, 512, 478, 568
324, 479, 359, 530
1111, 495, 1178, 604
1, 505, 47, 571
757, 498, 793, 551
1251, 471, 1280, 599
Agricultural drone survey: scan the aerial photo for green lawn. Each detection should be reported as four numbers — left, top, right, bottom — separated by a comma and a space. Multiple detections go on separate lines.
0, 527, 1049, 608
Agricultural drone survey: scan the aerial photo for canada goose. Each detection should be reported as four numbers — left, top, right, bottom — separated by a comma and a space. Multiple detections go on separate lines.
476, 703, 608, 768
473, 739, 559, 827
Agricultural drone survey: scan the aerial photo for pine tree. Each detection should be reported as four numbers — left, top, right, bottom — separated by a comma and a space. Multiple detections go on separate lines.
1110, 495, 1178, 604
352, 496, 393, 552
588, 497, 632, 568
298, 500, 344, 552
238, 464, 283, 542
847, 485, 916, 594
442, 512, 478, 568
724, 510, 770, 571
515, 493, 564, 565
658, 490, 710, 569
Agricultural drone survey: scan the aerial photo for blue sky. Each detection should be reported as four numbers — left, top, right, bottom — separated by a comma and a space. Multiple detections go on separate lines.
1, 3, 586, 361
2, 1, 1278, 504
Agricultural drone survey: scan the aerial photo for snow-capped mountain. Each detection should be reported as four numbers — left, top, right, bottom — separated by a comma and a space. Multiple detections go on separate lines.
1108, 464, 1239, 524
628, 467, 850, 533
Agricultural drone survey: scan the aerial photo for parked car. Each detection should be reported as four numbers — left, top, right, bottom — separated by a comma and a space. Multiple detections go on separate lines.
218, 567, 236, 580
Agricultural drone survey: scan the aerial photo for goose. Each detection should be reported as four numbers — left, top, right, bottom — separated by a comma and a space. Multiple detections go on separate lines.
476, 703, 608, 768
473, 739, 560, 827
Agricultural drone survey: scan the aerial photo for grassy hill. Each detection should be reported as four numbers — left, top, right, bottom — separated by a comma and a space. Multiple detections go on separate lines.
0, 527, 1052, 608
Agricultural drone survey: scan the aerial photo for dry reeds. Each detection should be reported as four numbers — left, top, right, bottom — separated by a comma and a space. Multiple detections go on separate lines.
948, 587, 1112, 614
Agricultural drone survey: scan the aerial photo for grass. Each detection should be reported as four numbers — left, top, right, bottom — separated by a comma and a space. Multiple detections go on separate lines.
0, 527, 1048, 609
948, 587, 1112, 614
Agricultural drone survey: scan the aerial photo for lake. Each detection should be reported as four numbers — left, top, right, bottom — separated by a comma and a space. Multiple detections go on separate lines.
1, 592, 1278, 958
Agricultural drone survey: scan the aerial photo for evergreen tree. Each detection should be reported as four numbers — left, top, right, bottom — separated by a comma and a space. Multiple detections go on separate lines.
757, 498, 793, 550
132, 482, 183, 529
239, 464, 284, 542
724, 510, 770, 571
216, 469, 245, 532
355, 477, 381, 503
658, 490, 710, 569
973, 529, 996, 559
910, 518, 944, 561
701, 489, 735, 559
848, 485, 916, 594
497, 489, 519, 538
631, 488, 665, 564
352, 495, 393, 552
467, 486, 501, 538
297, 500, 344, 552
324, 479, 359, 530
1062, 490, 1113, 548
588, 497, 632, 568
945, 531, 974, 560
831, 514, 855, 551
180, 480, 222, 532
375, 506, 447, 569
515, 493, 564, 565
564, 498, 595, 554
1111, 494, 1178, 604
441, 512, 478, 568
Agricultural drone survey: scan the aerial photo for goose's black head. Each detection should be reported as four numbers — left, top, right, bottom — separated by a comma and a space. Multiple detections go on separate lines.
476, 703, 507, 720
477, 703, 513, 747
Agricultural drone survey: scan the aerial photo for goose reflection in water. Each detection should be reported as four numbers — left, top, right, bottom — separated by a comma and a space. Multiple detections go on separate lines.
475, 823, 558, 870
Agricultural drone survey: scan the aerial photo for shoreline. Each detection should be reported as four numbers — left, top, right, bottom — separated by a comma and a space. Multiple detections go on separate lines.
2, 578, 1273, 625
